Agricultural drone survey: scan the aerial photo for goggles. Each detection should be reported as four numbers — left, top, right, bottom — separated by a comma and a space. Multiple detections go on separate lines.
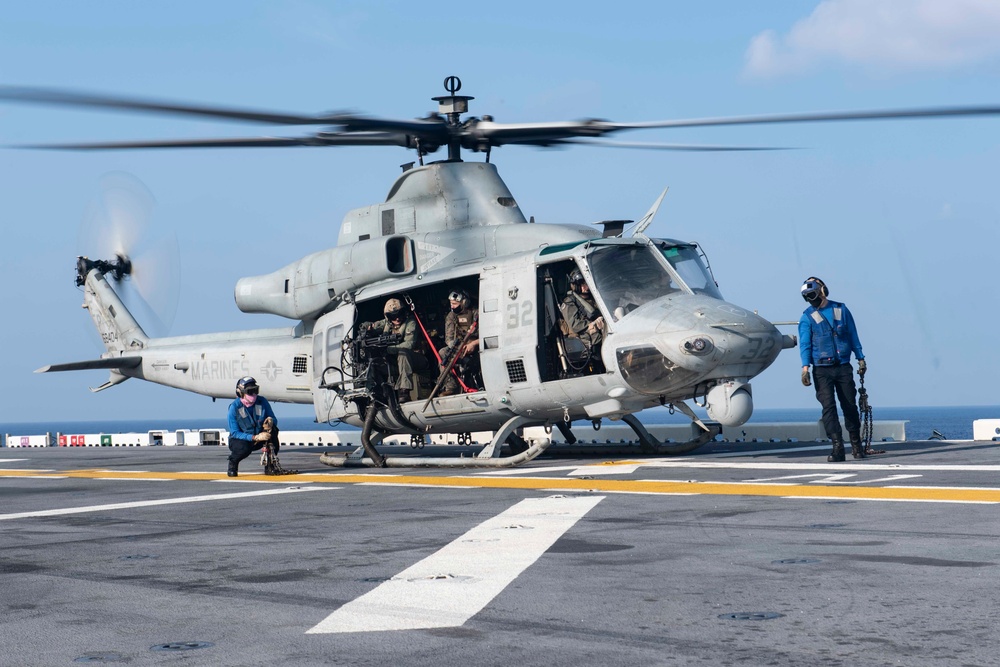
244, 386, 259, 396
801, 281, 823, 302
385, 309, 404, 320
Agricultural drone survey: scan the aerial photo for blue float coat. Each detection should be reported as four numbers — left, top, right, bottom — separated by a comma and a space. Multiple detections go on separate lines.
798, 300, 864, 367
227, 396, 278, 443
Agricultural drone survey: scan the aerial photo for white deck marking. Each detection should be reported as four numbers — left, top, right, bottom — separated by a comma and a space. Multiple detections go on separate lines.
306, 494, 605, 634
0, 486, 331, 521
490, 459, 1000, 476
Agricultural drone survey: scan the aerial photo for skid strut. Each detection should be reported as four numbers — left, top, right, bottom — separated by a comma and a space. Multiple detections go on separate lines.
319, 415, 551, 468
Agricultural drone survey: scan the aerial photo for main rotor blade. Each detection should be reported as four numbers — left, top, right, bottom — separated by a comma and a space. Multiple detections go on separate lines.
559, 139, 791, 151
611, 105, 1000, 131
469, 104, 1000, 146
0, 85, 343, 126
325, 113, 450, 136
8, 132, 418, 150
469, 120, 608, 146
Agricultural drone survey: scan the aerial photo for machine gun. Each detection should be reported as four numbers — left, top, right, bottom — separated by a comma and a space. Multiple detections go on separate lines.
361, 330, 404, 350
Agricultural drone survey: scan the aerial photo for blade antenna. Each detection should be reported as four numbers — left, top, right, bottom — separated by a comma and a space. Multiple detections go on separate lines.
627, 187, 669, 237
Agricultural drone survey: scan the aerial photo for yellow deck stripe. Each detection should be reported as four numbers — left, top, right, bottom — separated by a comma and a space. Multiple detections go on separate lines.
2, 468, 999, 503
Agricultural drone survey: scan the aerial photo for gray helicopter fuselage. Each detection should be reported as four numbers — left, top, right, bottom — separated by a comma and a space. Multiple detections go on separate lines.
65, 160, 789, 434
311, 232, 786, 433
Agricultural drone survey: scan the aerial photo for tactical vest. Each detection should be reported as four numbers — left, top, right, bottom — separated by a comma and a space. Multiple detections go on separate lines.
454, 310, 476, 338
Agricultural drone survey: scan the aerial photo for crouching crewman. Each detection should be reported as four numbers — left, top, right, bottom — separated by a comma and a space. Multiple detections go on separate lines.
226, 376, 279, 477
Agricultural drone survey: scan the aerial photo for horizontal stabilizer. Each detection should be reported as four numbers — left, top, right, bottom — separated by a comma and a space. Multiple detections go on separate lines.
35, 356, 142, 373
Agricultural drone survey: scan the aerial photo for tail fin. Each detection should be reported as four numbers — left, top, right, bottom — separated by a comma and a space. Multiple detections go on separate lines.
37, 260, 147, 392
80, 260, 149, 355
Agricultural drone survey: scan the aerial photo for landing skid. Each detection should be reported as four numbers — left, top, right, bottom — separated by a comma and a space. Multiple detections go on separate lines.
318, 408, 721, 468
539, 412, 719, 457
318, 415, 552, 468
621, 413, 719, 455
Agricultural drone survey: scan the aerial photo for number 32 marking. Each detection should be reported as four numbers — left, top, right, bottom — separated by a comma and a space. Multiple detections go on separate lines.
506, 301, 534, 329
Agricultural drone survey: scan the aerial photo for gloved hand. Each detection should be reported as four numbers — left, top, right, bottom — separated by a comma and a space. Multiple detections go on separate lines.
801, 367, 812, 387
262, 416, 274, 432
253, 431, 270, 443
858, 359, 867, 375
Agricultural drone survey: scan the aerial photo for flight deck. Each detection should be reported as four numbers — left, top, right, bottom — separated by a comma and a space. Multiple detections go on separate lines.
2, 437, 999, 666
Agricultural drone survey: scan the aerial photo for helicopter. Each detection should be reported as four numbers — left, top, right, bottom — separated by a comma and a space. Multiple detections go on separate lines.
5, 76, 998, 467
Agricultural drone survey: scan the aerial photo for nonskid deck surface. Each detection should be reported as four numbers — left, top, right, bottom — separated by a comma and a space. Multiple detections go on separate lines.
2, 439, 998, 666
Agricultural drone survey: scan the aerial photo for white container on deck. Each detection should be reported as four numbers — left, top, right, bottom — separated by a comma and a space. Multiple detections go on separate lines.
973, 419, 1000, 441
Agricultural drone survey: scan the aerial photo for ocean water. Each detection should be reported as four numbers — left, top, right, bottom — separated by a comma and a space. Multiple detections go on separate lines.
3, 405, 998, 441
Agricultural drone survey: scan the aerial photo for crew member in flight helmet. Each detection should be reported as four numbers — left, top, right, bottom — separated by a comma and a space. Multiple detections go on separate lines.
227, 376, 279, 477
363, 297, 429, 404
798, 277, 867, 462
437, 289, 480, 395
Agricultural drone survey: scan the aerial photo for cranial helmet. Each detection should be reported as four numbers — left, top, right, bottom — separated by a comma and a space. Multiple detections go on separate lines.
383, 298, 404, 318
236, 376, 259, 398
448, 289, 469, 313
801, 277, 829, 307
569, 269, 585, 285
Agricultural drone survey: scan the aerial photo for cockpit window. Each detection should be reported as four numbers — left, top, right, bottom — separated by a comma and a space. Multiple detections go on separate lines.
587, 245, 682, 320
658, 245, 722, 299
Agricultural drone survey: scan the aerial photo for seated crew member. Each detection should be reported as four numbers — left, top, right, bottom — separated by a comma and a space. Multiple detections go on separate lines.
362, 298, 429, 404
560, 269, 605, 357
436, 289, 480, 395
227, 376, 279, 477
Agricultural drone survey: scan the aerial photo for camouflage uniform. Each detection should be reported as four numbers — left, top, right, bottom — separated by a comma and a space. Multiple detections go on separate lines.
366, 315, 428, 392
560, 291, 603, 350
437, 305, 479, 394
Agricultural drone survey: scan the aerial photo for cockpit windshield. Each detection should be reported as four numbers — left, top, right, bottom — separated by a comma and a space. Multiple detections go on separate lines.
656, 243, 722, 300
587, 245, 683, 320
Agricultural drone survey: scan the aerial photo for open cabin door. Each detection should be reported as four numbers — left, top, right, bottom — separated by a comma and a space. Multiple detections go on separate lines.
312, 304, 357, 424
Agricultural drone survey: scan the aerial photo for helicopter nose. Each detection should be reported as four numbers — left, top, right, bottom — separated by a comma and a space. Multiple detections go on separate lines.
660, 299, 787, 377
610, 295, 790, 422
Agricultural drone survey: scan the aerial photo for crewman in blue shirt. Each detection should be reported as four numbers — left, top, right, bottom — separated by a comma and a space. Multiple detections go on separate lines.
798, 277, 867, 462
227, 376, 279, 477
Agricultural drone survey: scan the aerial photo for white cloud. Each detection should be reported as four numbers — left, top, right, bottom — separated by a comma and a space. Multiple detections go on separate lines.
744, 0, 1000, 78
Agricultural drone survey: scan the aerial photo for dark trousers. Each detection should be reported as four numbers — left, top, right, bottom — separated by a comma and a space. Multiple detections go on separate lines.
812, 364, 861, 441
228, 427, 280, 467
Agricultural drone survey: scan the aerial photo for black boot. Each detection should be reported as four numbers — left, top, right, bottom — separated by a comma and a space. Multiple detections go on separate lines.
227, 462, 238, 477
849, 433, 865, 459
827, 437, 845, 463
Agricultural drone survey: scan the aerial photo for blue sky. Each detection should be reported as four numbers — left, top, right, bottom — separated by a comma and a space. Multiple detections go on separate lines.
2, 1, 999, 424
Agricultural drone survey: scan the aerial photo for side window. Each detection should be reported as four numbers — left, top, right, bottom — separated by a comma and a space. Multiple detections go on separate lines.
325, 324, 344, 368
312, 329, 325, 381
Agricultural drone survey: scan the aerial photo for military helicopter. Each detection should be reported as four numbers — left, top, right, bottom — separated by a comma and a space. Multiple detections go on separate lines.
5, 77, 998, 467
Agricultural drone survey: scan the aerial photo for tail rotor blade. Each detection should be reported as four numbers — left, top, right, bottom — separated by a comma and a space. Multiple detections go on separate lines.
78, 172, 181, 338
